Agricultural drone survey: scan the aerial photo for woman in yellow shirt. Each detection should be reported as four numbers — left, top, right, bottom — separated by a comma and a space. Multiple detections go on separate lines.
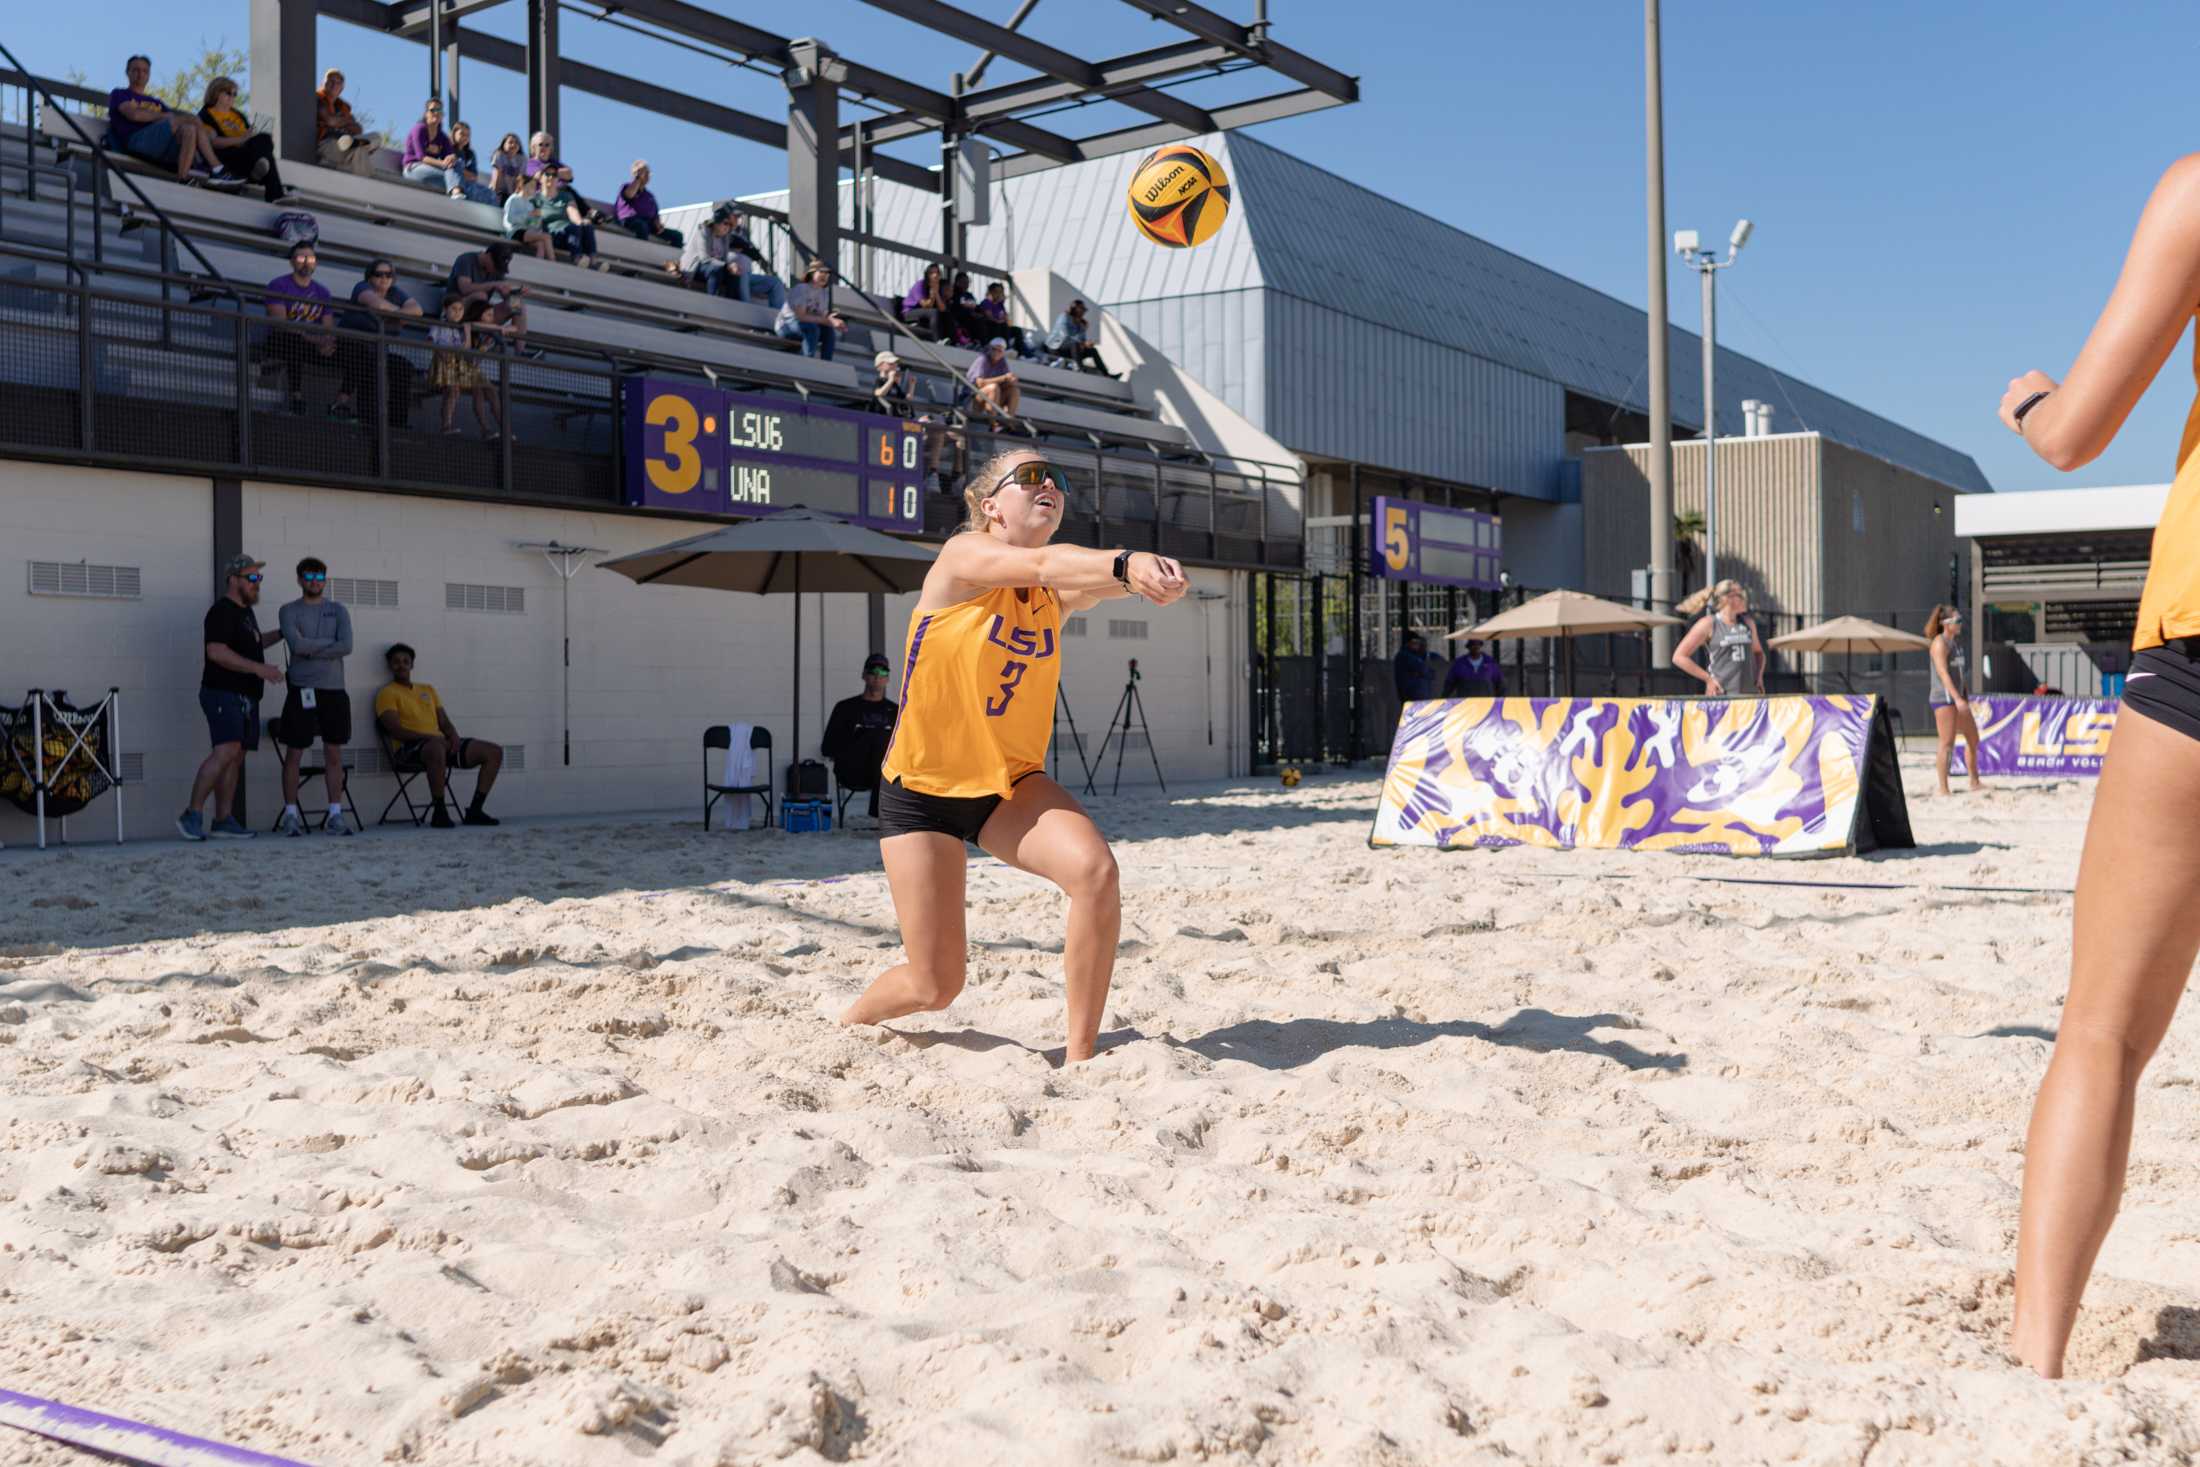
196, 76, 297, 205
838, 448, 1188, 1062
2001, 155, 2200, 1377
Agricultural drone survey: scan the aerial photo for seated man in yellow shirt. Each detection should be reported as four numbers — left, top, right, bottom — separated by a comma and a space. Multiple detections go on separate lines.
372, 642, 503, 827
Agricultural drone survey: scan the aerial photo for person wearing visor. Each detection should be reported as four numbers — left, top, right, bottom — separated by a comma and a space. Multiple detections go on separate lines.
839, 450, 1188, 1062
821, 653, 901, 823
1925, 603, 1981, 796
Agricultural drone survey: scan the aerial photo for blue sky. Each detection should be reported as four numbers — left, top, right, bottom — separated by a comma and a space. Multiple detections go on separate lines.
28, 1, 2200, 492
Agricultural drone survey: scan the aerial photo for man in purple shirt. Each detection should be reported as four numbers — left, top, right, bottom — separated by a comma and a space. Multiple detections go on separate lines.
966, 337, 1021, 419
261, 242, 356, 419
1443, 637, 1505, 698
401, 99, 493, 203
613, 160, 683, 247
108, 54, 235, 186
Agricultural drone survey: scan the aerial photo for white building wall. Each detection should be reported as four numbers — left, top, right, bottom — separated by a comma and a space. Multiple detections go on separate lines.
1, 466, 1243, 845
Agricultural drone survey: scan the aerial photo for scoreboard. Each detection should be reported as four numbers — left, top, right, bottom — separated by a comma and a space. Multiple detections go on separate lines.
622, 379, 926, 531
1367, 495, 1502, 591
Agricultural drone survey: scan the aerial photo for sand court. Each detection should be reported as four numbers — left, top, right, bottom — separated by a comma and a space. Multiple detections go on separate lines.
3, 767, 2199, 1464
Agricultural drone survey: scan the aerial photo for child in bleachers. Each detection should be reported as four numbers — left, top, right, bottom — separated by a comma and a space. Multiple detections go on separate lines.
489, 133, 526, 201
430, 296, 500, 439
501, 173, 553, 260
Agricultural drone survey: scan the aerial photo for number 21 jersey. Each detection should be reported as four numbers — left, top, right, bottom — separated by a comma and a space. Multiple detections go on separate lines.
880, 585, 1062, 798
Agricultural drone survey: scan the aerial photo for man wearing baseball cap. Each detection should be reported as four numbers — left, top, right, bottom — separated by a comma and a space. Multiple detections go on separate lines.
180, 553, 285, 840
820, 652, 900, 822
966, 335, 1021, 420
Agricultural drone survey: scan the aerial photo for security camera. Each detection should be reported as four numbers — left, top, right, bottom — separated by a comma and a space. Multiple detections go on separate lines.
1729, 219, 1754, 252
1673, 229, 1699, 255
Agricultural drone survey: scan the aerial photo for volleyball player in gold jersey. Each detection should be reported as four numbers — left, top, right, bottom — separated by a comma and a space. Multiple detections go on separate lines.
2002, 155, 2200, 1376
839, 448, 1188, 1062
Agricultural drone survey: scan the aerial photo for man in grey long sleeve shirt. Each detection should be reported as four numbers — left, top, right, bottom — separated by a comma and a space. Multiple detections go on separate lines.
274, 556, 356, 835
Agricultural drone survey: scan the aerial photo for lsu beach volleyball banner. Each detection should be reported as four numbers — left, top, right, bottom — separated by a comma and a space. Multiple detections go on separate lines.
1951, 694, 2117, 777
1370, 695, 1914, 857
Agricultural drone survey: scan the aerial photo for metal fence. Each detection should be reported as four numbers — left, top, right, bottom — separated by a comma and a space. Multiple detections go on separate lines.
0, 245, 1304, 570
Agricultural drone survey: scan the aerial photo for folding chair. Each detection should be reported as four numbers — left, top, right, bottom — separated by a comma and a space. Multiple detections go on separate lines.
704, 725, 773, 830
376, 729, 471, 827
266, 714, 345, 831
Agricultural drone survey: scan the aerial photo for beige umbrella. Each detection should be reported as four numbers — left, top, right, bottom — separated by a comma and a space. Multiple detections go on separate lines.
1449, 589, 1682, 695
1768, 615, 1931, 695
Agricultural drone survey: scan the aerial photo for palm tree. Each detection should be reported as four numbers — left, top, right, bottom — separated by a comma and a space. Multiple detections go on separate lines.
1673, 510, 1706, 598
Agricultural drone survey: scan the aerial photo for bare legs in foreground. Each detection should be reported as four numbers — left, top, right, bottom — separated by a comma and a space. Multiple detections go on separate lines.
839, 773, 1120, 1062
2013, 707, 2200, 1376
1934, 701, 1983, 796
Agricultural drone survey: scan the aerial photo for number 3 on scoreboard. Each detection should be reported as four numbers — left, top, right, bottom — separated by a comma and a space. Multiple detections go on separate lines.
1382, 504, 1410, 572
645, 393, 702, 496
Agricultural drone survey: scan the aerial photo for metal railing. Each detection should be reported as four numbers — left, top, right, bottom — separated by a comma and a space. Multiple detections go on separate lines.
0, 242, 1305, 571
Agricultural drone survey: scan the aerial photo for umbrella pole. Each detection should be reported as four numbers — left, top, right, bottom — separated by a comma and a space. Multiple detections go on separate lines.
792, 557, 802, 796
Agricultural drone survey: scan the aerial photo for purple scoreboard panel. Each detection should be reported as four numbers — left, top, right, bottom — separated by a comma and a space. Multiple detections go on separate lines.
622, 379, 926, 532
1367, 495, 1502, 591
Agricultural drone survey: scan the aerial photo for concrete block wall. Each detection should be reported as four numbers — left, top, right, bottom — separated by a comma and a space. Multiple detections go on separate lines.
0, 465, 1247, 845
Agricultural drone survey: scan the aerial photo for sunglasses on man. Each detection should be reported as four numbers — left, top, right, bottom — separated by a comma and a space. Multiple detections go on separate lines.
241, 573, 262, 584
302, 572, 327, 582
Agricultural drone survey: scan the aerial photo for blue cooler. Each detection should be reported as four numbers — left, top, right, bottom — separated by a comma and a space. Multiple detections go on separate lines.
780, 799, 831, 833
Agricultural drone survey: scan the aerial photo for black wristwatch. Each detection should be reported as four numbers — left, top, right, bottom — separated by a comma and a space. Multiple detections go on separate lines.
2013, 389, 2052, 435
1112, 548, 1135, 591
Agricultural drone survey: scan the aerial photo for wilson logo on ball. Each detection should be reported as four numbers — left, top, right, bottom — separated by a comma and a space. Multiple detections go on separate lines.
1127, 144, 1231, 249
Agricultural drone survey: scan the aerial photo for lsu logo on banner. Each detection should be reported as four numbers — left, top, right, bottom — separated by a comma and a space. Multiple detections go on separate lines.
1370, 694, 1912, 858
1953, 695, 2117, 777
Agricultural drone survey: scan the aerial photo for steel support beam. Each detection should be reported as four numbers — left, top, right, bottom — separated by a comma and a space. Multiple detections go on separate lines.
993, 87, 1343, 179
844, 40, 1233, 148
251, 0, 319, 167
859, 0, 1214, 133
1116, 0, 1358, 102
526, 0, 558, 142
390, 0, 505, 35
786, 39, 842, 273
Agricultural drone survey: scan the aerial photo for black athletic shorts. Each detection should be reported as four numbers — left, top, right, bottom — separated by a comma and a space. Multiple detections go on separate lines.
876, 772, 1038, 844
2122, 644, 2200, 744
277, 687, 352, 747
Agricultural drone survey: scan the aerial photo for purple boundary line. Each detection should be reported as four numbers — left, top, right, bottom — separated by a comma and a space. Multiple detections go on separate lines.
0, 1389, 317, 1467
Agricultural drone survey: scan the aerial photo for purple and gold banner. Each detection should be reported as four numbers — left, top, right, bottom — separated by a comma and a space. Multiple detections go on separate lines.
1371, 695, 1906, 857
1950, 695, 2117, 777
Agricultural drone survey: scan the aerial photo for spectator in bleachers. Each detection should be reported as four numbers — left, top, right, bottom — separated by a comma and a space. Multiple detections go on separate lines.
501, 172, 554, 260
681, 206, 741, 298
614, 161, 683, 248
871, 350, 913, 416
375, 643, 503, 827
778, 259, 845, 360
967, 337, 1021, 420
542, 173, 606, 271
489, 131, 527, 200
263, 241, 357, 419
900, 263, 947, 341
947, 269, 992, 347
315, 69, 384, 177
728, 212, 784, 308
429, 295, 501, 439
109, 55, 238, 188
1048, 299, 1115, 378
337, 259, 421, 429
449, 120, 496, 204
400, 98, 491, 202
196, 76, 297, 204
444, 241, 533, 353
972, 279, 1033, 356
523, 131, 574, 186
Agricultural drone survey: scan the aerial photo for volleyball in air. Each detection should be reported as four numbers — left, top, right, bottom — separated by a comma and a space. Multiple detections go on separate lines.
1279, 765, 1302, 789
1127, 145, 1231, 249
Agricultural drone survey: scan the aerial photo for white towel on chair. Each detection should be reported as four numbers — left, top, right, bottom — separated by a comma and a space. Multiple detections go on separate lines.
715, 723, 755, 831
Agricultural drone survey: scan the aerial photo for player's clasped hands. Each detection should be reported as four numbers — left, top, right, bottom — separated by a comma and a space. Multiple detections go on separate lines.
1129, 552, 1188, 605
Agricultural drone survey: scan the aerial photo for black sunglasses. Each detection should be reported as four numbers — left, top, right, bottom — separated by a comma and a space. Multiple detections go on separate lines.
241, 573, 262, 584
996, 461, 1059, 490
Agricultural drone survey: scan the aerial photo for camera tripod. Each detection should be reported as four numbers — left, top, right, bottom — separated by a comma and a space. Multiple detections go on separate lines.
1086, 658, 1166, 797
1051, 683, 1096, 789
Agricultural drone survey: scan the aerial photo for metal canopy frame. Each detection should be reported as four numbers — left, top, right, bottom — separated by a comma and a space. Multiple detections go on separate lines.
301, 0, 1354, 267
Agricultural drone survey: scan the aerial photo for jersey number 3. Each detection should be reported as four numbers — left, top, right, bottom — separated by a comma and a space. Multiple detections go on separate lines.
986, 659, 1028, 717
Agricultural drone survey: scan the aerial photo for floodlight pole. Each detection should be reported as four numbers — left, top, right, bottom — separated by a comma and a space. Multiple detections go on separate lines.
1644, 0, 1674, 658
520, 540, 604, 767
1676, 222, 1750, 595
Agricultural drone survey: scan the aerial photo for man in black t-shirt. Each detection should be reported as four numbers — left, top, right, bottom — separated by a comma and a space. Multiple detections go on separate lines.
180, 553, 284, 842
820, 653, 899, 820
